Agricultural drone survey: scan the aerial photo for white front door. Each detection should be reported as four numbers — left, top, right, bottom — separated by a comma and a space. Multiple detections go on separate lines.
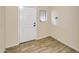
19, 7, 37, 43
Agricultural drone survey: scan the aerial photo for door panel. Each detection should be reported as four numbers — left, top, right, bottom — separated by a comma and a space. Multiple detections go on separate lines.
20, 7, 37, 43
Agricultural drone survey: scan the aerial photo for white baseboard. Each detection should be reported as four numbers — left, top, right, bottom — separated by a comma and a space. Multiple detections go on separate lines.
6, 43, 19, 48
36, 35, 49, 40
50, 35, 79, 51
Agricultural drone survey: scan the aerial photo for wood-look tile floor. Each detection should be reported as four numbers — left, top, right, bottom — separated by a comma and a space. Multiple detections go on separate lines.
5, 37, 77, 53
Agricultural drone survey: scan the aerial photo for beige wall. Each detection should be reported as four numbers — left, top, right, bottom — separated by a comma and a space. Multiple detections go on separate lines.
50, 7, 79, 51
36, 7, 51, 39
0, 7, 5, 52
5, 7, 19, 48
5, 6, 51, 47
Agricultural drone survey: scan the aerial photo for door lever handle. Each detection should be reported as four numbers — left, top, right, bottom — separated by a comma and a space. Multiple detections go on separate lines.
33, 25, 36, 27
